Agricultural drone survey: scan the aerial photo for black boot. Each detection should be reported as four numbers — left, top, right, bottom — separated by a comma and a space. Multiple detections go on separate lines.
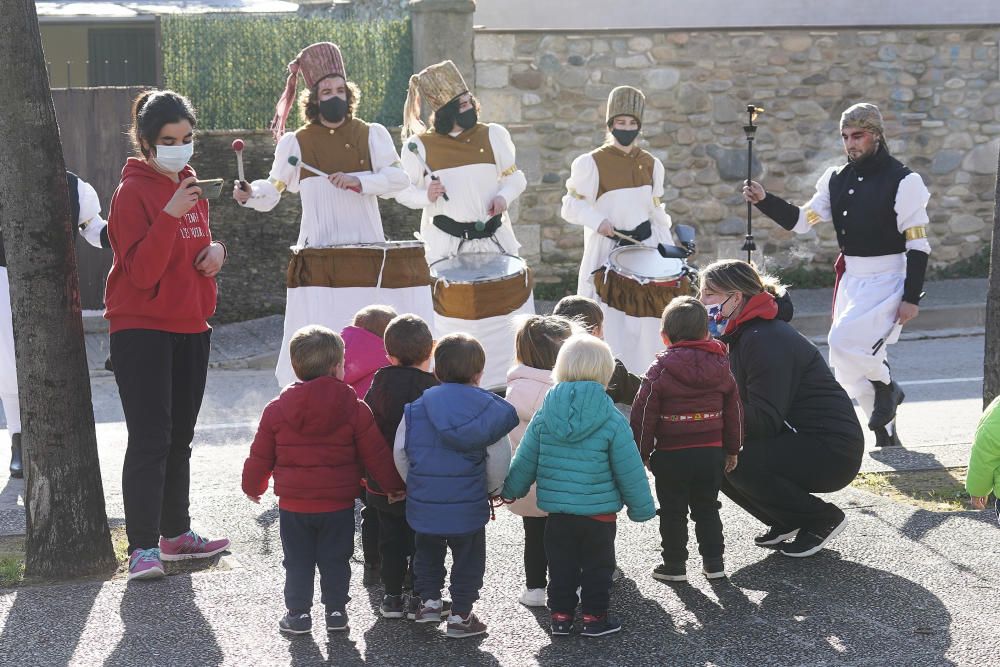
874, 424, 902, 447
9, 433, 23, 478
869, 380, 905, 430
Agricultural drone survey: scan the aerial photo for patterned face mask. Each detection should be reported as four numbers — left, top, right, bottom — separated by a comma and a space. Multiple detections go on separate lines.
706, 294, 735, 338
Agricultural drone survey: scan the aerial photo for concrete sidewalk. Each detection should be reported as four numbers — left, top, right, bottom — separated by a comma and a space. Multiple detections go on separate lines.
81, 278, 989, 374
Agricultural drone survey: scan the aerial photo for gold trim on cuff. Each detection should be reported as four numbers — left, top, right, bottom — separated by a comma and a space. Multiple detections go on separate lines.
568, 187, 586, 200
500, 164, 518, 178
652, 196, 662, 207
806, 208, 823, 226
269, 178, 287, 194
904, 225, 927, 240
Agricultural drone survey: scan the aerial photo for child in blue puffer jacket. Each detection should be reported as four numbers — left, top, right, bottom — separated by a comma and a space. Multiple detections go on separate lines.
502, 333, 656, 638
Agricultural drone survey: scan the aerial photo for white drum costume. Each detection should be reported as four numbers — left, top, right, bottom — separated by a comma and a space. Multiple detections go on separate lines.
397, 60, 533, 388
239, 42, 434, 386
3, 172, 110, 477
753, 103, 931, 447
561, 86, 677, 373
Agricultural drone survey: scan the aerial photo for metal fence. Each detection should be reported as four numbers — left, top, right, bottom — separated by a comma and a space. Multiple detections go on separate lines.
160, 14, 413, 131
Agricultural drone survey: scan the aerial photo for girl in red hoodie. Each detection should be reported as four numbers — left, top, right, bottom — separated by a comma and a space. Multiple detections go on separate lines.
106, 90, 230, 581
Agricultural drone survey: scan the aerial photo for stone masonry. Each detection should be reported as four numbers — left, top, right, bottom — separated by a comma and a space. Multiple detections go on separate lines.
475, 28, 1000, 293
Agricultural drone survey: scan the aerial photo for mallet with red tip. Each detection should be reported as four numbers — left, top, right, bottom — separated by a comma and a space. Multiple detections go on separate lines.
232, 138, 249, 191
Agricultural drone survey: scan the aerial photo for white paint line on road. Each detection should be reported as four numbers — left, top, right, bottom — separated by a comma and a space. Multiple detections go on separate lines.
92, 420, 257, 432
898, 377, 982, 386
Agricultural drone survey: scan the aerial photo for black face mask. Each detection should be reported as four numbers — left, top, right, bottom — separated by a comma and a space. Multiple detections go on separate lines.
319, 96, 348, 123
612, 128, 640, 147
456, 108, 478, 130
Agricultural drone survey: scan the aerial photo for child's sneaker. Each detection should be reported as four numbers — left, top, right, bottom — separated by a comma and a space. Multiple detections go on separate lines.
703, 557, 726, 580
652, 562, 687, 582
127, 548, 165, 581
278, 611, 312, 635
380, 594, 405, 619
581, 613, 621, 637
446, 612, 488, 638
519, 587, 546, 607
158, 530, 230, 561
325, 609, 349, 632
550, 612, 574, 636
405, 595, 421, 620
754, 526, 799, 547
414, 599, 445, 623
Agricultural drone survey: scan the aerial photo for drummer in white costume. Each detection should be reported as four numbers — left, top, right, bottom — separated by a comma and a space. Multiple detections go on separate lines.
3, 172, 111, 478
561, 86, 676, 373
396, 60, 533, 387
744, 103, 931, 447
234, 42, 434, 386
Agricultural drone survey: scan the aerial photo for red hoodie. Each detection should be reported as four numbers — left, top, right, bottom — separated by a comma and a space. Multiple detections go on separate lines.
630, 338, 744, 460
242, 375, 404, 513
104, 158, 217, 334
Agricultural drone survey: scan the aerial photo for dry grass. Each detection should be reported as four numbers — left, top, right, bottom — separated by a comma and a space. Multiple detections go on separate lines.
0, 525, 129, 588
851, 467, 973, 511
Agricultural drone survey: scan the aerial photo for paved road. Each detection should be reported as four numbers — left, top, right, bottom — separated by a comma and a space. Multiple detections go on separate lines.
0, 334, 996, 666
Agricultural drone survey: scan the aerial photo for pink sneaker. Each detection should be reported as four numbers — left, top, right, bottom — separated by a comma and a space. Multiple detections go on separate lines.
159, 530, 231, 561
128, 548, 165, 581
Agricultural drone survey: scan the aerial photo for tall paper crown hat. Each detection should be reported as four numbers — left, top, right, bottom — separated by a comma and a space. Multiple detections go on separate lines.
270, 42, 347, 140
401, 60, 470, 138
606, 86, 645, 126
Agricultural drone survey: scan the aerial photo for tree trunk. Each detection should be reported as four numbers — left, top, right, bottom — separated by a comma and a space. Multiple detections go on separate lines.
0, 1, 116, 577
985, 144, 1000, 409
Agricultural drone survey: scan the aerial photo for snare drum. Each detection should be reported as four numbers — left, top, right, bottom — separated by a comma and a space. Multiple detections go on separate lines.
429, 253, 534, 320
286, 241, 431, 289
593, 245, 696, 318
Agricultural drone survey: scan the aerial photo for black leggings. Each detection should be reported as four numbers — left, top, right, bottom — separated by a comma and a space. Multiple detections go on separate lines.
722, 431, 863, 533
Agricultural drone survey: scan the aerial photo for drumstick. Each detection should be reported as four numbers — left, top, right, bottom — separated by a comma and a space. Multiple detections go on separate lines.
287, 156, 362, 193
405, 142, 449, 201
610, 229, 637, 243
232, 139, 247, 191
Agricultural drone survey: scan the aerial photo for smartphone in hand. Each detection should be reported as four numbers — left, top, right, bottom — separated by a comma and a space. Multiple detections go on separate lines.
190, 178, 224, 199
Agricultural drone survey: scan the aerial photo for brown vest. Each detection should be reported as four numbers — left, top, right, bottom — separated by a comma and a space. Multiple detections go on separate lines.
419, 123, 496, 172
591, 144, 655, 199
294, 119, 372, 180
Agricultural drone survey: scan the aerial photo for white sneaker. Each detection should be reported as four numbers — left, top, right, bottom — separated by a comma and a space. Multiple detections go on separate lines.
519, 587, 547, 607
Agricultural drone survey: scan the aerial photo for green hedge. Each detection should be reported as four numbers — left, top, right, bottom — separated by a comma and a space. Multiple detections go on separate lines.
161, 14, 412, 131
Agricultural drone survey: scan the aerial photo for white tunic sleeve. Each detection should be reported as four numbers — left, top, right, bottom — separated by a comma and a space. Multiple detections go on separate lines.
242, 132, 301, 212
490, 123, 527, 205
358, 123, 409, 197
895, 172, 932, 254
650, 157, 674, 240
790, 166, 837, 234
560, 153, 606, 232
76, 177, 108, 249
395, 136, 433, 209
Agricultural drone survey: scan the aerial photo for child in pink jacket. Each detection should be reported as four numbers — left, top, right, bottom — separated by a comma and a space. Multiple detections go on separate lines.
505, 315, 577, 607
342, 305, 396, 399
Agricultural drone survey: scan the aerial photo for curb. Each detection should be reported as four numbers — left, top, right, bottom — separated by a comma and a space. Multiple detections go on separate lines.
791, 303, 985, 338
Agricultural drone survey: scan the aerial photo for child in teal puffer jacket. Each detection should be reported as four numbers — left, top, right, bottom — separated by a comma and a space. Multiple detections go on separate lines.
502, 333, 655, 638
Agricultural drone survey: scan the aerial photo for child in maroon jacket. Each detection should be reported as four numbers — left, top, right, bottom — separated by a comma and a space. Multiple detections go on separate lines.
242, 325, 405, 636
630, 296, 743, 582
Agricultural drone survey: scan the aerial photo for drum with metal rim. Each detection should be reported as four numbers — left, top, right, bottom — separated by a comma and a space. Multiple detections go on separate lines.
593, 245, 697, 318
286, 241, 430, 290
429, 253, 533, 320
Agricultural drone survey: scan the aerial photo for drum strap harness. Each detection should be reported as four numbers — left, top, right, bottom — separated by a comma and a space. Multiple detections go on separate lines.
613, 220, 652, 246
432, 213, 503, 240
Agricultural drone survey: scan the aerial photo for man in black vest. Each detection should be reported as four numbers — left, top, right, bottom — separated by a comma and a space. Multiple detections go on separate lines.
741, 103, 931, 447
3, 172, 110, 478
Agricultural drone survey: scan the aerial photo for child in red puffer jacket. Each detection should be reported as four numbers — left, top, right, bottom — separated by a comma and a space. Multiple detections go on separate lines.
630, 296, 743, 583
242, 325, 404, 636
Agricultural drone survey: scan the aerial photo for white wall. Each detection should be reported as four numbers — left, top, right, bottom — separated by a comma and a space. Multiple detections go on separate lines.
474, 0, 1000, 32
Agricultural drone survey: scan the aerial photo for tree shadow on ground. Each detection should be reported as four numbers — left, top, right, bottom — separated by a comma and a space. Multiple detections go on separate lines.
0, 578, 104, 666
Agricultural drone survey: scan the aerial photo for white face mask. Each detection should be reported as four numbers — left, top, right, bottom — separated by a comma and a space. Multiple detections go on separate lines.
152, 142, 194, 173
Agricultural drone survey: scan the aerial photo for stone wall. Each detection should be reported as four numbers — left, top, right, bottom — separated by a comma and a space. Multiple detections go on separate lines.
193, 129, 423, 323
475, 28, 1000, 293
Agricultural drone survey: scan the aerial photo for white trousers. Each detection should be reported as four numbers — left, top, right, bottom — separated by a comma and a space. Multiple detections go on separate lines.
828, 254, 905, 429
0, 268, 20, 434
277, 285, 436, 387
600, 306, 663, 376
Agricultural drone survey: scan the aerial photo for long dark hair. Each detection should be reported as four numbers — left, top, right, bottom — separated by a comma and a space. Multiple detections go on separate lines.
431, 94, 480, 134
299, 76, 360, 124
130, 90, 196, 157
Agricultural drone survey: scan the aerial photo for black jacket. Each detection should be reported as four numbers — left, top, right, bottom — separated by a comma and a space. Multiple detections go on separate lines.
363, 365, 440, 513
719, 292, 862, 443
607, 358, 641, 405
